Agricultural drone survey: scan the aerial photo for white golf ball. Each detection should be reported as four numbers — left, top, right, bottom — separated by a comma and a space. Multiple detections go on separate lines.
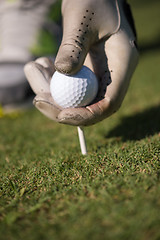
50, 66, 98, 108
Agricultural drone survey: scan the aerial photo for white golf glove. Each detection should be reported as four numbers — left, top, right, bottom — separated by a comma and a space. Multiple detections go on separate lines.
24, 0, 139, 126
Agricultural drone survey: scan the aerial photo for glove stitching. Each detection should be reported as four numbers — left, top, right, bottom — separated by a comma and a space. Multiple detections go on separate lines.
69, 9, 95, 61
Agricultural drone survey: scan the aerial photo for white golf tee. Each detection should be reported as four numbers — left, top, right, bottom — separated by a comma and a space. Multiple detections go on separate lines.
77, 126, 87, 155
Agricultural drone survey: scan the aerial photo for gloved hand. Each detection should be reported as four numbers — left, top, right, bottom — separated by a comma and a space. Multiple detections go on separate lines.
24, 0, 139, 126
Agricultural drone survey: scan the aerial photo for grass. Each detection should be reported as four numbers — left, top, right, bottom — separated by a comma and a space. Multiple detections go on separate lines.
0, 0, 160, 239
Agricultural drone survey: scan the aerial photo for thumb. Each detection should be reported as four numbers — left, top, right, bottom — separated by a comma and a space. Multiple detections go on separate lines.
55, 0, 97, 75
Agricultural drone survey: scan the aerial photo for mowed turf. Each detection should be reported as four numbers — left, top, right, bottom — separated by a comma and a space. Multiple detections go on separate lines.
0, 1, 160, 240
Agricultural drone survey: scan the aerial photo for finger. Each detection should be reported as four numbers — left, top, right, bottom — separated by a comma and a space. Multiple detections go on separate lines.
35, 57, 55, 79
84, 31, 138, 124
34, 92, 62, 122
58, 106, 94, 126
86, 30, 139, 123
24, 61, 50, 94
58, 96, 111, 126
54, 0, 98, 75
101, 29, 139, 106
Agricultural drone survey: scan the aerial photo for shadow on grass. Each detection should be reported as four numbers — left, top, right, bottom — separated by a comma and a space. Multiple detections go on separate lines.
106, 104, 160, 141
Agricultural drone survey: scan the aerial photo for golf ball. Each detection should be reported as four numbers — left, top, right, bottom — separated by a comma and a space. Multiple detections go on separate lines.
50, 66, 98, 108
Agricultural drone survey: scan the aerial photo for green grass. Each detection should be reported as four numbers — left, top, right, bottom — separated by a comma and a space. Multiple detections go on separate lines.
0, 1, 160, 240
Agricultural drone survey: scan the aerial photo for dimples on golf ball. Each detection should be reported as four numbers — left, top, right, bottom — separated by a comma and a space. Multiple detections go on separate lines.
50, 66, 98, 108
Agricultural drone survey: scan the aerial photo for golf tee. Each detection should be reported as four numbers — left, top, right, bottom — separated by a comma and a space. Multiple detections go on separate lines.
77, 126, 87, 155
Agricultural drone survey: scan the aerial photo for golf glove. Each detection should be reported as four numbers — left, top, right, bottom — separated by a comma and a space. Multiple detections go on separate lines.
24, 0, 139, 126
